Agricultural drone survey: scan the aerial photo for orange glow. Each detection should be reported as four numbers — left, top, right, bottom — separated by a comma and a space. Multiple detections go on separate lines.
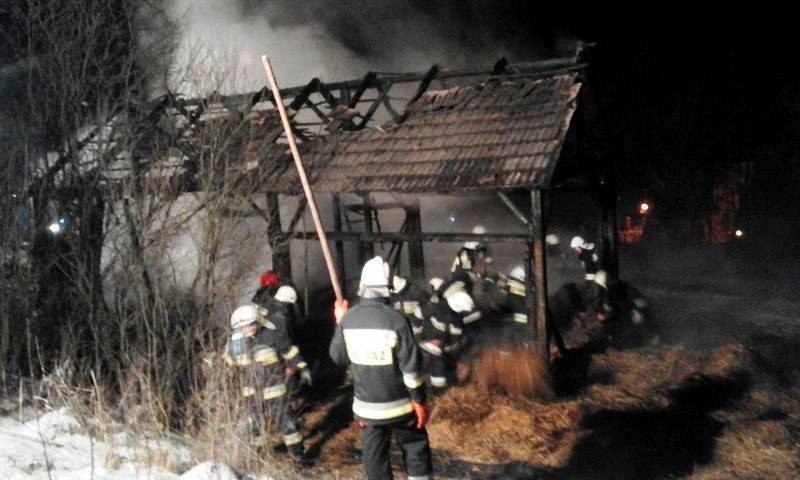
638, 201, 650, 215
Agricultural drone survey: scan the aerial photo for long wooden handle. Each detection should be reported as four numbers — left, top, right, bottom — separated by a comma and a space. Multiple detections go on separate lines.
260, 56, 343, 302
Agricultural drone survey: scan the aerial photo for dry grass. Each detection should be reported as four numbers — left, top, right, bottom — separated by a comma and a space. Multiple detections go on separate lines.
473, 345, 553, 401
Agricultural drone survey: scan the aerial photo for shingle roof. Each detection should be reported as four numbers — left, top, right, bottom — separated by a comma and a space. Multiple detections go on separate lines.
254, 72, 581, 194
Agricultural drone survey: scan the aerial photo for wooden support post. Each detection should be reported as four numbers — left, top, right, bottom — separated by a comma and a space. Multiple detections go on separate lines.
362, 194, 375, 260
266, 193, 292, 280
530, 189, 549, 366
406, 201, 425, 285
332, 194, 346, 288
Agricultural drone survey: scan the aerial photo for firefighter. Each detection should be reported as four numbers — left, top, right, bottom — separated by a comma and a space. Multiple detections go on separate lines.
504, 265, 530, 327
418, 277, 470, 391
224, 304, 311, 465
253, 273, 307, 335
329, 256, 433, 480
451, 224, 492, 279
391, 274, 428, 338
594, 271, 659, 348
253, 269, 280, 300
570, 235, 602, 305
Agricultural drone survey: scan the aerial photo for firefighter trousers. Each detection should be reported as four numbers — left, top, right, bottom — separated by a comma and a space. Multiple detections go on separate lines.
429, 352, 456, 388
360, 419, 433, 480
252, 394, 304, 456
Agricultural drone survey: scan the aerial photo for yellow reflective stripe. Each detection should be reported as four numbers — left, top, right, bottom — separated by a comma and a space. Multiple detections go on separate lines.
233, 355, 252, 366
513, 312, 528, 324
242, 386, 256, 397
262, 384, 287, 399
283, 345, 299, 360
403, 373, 424, 389
353, 399, 414, 420
430, 316, 447, 332
508, 280, 526, 297
283, 432, 303, 446
430, 376, 448, 387
403, 301, 419, 314
297, 361, 308, 369
253, 348, 278, 364
463, 311, 481, 324
344, 329, 397, 366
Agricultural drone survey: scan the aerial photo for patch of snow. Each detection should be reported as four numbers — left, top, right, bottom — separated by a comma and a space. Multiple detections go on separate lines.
178, 462, 240, 480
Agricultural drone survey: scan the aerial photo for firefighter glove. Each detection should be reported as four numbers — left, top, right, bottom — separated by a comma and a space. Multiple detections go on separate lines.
412, 401, 429, 429
300, 368, 313, 387
334, 298, 350, 325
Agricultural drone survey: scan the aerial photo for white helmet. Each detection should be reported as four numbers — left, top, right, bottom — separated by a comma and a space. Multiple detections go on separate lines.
464, 225, 486, 250
274, 285, 298, 304
428, 277, 444, 293
358, 256, 390, 297
570, 235, 585, 249
509, 265, 525, 282
446, 290, 475, 313
392, 275, 408, 293
230, 305, 260, 329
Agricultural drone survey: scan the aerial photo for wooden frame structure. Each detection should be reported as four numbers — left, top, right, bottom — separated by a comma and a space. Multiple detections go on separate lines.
30, 54, 617, 367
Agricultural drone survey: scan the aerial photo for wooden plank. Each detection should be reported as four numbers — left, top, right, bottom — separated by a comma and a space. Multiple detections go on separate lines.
332, 193, 346, 285
291, 231, 531, 243
406, 201, 425, 284
530, 189, 549, 366
498, 192, 529, 226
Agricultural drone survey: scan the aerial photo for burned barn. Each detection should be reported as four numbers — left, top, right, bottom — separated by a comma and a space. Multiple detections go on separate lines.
233, 56, 616, 363
21, 54, 615, 366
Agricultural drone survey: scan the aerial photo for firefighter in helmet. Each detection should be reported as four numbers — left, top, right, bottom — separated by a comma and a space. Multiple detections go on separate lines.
329, 256, 433, 480
504, 265, 530, 327
418, 277, 471, 391
225, 304, 311, 465
451, 225, 492, 279
391, 274, 428, 338
570, 235, 603, 306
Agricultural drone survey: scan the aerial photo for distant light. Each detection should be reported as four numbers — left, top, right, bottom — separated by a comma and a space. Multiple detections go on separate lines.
638, 201, 650, 214
545, 234, 560, 245
48, 222, 62, 234
448, 214, 456, 223
58, 217, 67, 225
734, 229, 744, 238
11, 193, 17, 199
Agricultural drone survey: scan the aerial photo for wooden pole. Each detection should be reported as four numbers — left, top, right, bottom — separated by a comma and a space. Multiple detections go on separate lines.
260, 56, 343, 302
530, 189, 549, 366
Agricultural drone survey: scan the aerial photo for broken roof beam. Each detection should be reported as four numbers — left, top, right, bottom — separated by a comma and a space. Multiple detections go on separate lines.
291, 231, 532, 243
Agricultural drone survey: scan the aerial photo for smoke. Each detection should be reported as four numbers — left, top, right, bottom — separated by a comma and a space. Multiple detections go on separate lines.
170, 0, 581, 94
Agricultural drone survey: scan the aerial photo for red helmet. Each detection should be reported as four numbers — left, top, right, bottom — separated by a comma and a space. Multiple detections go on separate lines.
258, 270, 279, 288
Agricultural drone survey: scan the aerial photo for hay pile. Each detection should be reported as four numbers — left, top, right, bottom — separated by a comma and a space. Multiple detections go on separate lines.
428, 385, 581, 466
473, 345, 553, 401
584, 343, 755, 412
311, 340, 800, 479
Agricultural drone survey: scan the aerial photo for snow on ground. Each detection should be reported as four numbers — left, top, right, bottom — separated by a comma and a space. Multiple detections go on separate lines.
0, 407, 273, 480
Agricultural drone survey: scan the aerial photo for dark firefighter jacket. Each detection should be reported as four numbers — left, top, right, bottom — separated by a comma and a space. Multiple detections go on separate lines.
578, 246, 599, 279
418, 293, 466, 358
504, 276, 529, 324
224, 310, 307, 400
329, 297, 426, 425
252, 285, 308, 335
392, 282, 429, 337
